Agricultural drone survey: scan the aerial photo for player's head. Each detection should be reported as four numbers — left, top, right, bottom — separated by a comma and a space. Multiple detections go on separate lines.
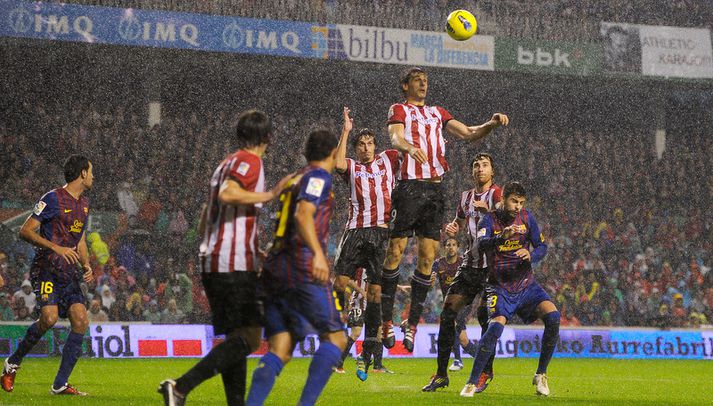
444, 237, 459, 258
352, 128, 376, 163
305, 129, 339, 165
400, 67, 428, 101
235, 109, 272, 149
502, 181, 526, 217
471, 152, 495, 186
64, 154, 93, 190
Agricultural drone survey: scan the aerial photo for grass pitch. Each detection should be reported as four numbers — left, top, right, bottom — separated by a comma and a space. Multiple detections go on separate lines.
0, 357, 710, 405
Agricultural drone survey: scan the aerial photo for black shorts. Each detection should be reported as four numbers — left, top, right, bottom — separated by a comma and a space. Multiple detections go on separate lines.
201, 272, 264, 335
390, 180, 445, 241
334, 227, 389, 285
446, 265, 488, 306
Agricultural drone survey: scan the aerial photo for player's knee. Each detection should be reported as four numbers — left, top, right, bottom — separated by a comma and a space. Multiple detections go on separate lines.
543, 311, 560, 330
443, 295, 465, 313
476, 305, 489, 327
41, 313, 59, 329
329, 332, 348, 351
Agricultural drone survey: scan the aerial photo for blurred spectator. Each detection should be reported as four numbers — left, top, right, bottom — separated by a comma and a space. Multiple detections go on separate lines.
0, 293, 14, 321
88, 299, 109, 322
13, 280, 36, 314
143, 300, 162, 323
160, 298, 185, 324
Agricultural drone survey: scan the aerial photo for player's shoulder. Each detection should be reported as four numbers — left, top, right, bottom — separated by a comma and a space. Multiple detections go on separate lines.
234, 149, 263, 166
301, 166, 332, 194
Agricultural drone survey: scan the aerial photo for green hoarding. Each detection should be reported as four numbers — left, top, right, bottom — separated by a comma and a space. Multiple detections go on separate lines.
495, 37, 602, 75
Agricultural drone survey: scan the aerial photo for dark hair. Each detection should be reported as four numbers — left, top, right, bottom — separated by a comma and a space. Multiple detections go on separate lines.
351, 128, 376, 149
64, 154, 91, 183
502, 181, 527, 199
471, 152, 495, 175
305, 129, 338, 162
399, 67, 426, 92
444, 237, 459, 246
235, 109, 272, 148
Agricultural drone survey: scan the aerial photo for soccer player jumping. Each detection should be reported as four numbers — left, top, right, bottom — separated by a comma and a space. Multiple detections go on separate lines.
333, 107, 399, 380
2, 155, 95, 396
460, 181, 559, 397
381, 67, 508, 352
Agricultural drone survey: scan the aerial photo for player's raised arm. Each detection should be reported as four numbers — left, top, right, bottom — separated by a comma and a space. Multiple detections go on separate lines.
335, 106, 353, 173
19, 216, 79, 265
445, 113, 509, 142
294, 200, 329, 283
389, 122, 427, 164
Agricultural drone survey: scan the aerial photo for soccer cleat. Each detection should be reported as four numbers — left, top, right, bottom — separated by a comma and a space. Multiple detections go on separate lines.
382, 321, 396, 349
401, 322, 417, 353
460, 383, 477, 397
372, 365, 395, 374
448, 359, 463, 371
333, 366, 345, 374
355, 355, 369, 382
533, 373, 550, 396
158, 379, 186, 406
474, 371, 494, 393
50, 383, 87, 396
422, 375, 449, 392
1, 358, 19, 392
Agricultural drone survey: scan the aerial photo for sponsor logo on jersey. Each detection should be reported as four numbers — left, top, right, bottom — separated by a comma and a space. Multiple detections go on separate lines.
306, 177, 325, 197
33, 201, 46, 215
237, 161, 250, 176
70, 220, 84, 233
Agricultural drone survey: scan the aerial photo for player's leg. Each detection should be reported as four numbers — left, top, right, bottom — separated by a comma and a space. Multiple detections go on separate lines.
333, 229, 359, 312
2, 304, 57, 392
533, 300, 559, 396
422, 293, 467, 392
380, 236, 407, 348
170, 273, 260, 402
402, 236, 439, 352
52, 302, 89, 395
246, 332, 294, 406
220, 327, 262, 406
298, 284, 347, 406
360, 229, 387, 375
462, 286, 511, 397
338, 325, 360, 372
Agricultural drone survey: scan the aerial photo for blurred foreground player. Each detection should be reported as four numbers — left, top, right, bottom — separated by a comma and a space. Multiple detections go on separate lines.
159, 110, 291, 406
246, 130, 347, 406
2, 155, 95, 395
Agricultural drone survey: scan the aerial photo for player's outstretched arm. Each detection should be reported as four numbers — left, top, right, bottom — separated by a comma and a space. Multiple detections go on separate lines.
218, 173, 293, 206
19, 216, 80, 265
294, 200, 330, 283
389, 122, 427, 164
445, 113, 509, 142
335, 106, 353, 173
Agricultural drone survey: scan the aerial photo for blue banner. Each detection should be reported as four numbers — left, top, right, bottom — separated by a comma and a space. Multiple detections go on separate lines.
0, 0, 314, 57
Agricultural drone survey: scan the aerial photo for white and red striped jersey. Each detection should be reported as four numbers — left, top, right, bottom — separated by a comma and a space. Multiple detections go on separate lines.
387, 102, 453, 180
341, 150, 400, 229
349, 268, 368, 311
456, 184, 502, 268
200, 149, 265, 273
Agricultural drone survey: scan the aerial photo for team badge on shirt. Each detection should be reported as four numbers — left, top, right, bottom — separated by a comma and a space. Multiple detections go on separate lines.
236, 162, 250, 176
306, 177, 325, 197
33, 201, 46, 215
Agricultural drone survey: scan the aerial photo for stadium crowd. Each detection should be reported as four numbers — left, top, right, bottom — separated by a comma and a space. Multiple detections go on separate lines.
62, 0, 713, 41
1, 93, 711, 329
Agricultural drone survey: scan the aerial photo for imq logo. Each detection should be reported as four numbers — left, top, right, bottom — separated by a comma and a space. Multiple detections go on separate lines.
8, 7, 32, 33
117, 13, 199, 46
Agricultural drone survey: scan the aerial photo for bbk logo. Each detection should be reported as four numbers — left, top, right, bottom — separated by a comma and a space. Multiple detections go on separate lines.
517, 46, 570, 67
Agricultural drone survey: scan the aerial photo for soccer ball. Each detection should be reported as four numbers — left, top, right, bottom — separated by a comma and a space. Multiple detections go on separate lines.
445, 9, 477, 41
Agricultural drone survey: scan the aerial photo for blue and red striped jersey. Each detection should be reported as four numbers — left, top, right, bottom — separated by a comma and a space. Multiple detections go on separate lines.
477, 208, 547, 293
432, 256, 461, 295
263, 165, 334, 291
31, 187, 89, 274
